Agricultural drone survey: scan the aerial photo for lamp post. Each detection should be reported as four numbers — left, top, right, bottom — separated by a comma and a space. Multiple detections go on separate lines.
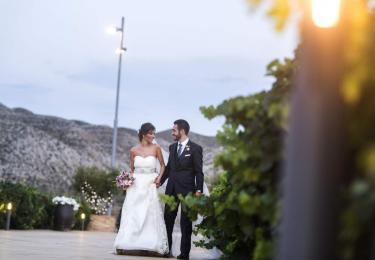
107, 17, 126, 169
80, 213, 86, 231
278, 1, 346, 260
5, 202, 12, 230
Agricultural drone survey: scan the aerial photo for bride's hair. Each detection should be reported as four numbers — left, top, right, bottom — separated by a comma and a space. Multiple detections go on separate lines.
138, 122, 155, 142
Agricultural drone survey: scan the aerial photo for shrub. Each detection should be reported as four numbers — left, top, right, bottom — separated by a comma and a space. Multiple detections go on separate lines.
80, 181, 113, 215
73, 167, 118, 196
0, 181, 54, 229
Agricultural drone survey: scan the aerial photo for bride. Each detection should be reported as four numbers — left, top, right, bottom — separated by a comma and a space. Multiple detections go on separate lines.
113, 122, 169, 256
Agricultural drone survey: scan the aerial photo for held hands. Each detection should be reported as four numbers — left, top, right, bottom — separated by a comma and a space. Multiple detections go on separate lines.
195, 191, 202, 197
154, 176, 161, 188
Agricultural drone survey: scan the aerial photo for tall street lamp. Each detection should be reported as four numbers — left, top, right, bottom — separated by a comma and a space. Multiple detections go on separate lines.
107, 17, 126, 168
278, 0, 345, 259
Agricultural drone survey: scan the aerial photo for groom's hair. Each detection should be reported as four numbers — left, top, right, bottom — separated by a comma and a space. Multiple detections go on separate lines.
174, 119, 190, 135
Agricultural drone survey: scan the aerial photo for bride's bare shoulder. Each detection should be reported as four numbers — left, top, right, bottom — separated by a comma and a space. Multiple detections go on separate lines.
153, 143, 162, 150
130, 145, 140, 154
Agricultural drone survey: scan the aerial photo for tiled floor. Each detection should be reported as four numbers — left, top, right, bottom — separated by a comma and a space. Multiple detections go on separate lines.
0, 230, 164, 260
0, 230, 219, 260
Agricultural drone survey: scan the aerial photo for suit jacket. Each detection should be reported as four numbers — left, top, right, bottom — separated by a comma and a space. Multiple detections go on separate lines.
160, 140, 204, 196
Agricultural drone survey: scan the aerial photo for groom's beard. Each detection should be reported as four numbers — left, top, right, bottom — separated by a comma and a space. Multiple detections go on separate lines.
173, 134, 181, 142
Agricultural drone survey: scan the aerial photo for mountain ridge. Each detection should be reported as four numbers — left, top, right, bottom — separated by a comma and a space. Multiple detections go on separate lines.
0, 103, 220, 193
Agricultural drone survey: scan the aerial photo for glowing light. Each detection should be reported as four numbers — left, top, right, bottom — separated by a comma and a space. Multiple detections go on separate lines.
115, 48, 126, 54
106, 26, 118, 34
312, 0, 341, 28
80, 213, 86, 220
6, 202, 12, 211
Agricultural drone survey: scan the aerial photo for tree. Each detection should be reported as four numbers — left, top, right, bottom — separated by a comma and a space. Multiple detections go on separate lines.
176, 57, 294, 259
173, 1, 375, 259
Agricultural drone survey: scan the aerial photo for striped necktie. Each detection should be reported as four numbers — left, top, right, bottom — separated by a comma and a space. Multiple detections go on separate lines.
177, 143, 183, 157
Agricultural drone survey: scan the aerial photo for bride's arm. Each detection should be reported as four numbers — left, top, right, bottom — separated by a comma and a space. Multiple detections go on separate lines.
160, 144, 173, 185
130, 148, 135, 175
155, 145, 165, 185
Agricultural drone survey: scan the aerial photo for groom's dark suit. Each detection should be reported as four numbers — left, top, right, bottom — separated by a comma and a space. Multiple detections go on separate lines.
160, 139, 204, 257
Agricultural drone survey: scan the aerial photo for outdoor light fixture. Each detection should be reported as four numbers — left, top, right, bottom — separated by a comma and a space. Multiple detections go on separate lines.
107, 17, 126, 169
106, 26, 122, 34
5, 202, 12, 230
278, 1, 346, 259
115, 47, 126, 55
80, 213, 86, 231
312, 0, 341, 28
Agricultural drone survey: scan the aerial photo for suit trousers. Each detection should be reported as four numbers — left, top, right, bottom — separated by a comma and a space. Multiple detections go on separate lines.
164, 192, 192, 256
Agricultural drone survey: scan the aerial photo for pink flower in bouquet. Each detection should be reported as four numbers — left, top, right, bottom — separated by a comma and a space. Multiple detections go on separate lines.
115, 170, 135, 190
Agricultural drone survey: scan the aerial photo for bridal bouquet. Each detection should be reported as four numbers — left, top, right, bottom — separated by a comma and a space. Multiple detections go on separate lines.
115, 170, 135, 190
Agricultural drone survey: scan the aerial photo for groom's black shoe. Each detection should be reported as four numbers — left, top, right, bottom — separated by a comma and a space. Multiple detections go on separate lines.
163, 252, 173, 258
177, 254, 189, 260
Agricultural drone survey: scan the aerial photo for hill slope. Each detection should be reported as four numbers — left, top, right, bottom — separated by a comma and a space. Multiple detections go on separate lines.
0, 103, 220, 193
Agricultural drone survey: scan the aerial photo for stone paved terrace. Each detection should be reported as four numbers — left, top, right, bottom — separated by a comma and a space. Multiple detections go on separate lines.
0, 230, 215, 260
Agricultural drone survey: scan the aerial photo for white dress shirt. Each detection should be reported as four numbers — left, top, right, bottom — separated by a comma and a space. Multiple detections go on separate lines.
177, 138, 189, 155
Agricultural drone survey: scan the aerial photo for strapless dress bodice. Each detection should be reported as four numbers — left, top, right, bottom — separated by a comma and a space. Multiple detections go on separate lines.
134, 156, 157, 174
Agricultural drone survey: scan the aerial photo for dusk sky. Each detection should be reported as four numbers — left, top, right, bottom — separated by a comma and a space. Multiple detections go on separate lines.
0, 0, 298, 135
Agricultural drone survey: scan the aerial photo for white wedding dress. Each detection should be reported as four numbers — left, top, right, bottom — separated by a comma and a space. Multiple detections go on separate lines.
113, 155, 169, 255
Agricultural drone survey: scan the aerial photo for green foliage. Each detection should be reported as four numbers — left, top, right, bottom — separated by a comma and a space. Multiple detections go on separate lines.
247, 0, 296, 31
73, 167, 119, 197
0, 181, 93, 230
176, 57, 295, 259
0, 181, 54, 229
249, 1, 375, 259
337, 9, 375, 259
159, 193, 178, 211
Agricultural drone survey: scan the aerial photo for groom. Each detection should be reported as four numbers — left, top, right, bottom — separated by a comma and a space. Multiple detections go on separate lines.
158, 119, 204, 260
